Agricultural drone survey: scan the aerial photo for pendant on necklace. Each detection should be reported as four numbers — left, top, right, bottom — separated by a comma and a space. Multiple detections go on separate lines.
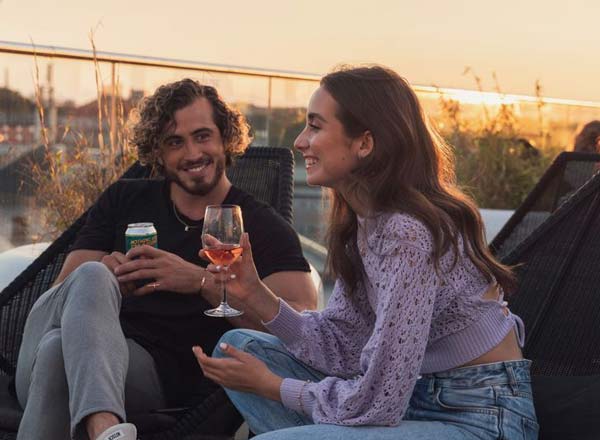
185, 226, 190, 232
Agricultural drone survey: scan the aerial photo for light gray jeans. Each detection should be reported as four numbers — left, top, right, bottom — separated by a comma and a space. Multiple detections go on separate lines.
15, 261, 166, 440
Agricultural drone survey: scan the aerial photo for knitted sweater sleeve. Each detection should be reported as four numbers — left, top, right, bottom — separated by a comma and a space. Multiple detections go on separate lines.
270, 217, 440, 426
264, 278, 373, 377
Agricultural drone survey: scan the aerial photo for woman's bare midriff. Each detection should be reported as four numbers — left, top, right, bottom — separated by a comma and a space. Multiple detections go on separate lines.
461, 328, 523, 367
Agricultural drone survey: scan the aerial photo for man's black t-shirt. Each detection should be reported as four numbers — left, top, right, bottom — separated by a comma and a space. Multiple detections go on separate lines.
71, 178, 309, 406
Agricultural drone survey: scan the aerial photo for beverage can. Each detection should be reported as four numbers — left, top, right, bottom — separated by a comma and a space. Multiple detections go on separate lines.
125, 222, 158, 252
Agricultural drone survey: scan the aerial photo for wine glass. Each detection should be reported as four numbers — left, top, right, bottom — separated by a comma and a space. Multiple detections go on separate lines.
201, 204, 244, 317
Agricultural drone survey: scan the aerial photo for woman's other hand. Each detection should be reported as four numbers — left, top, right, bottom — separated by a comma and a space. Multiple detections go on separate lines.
193, 342, 283, 402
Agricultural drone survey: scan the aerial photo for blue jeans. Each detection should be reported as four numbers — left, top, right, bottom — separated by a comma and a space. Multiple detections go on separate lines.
214, 329, 539, 440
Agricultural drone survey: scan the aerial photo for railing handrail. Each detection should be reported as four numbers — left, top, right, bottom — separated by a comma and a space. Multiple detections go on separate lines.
2, 40, 600, 109
0, 40, 321, 82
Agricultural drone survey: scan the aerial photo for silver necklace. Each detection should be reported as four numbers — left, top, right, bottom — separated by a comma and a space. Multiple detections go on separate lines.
172, 201, 201, 232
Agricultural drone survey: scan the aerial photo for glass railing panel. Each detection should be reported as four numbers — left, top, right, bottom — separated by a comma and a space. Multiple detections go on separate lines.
111, 64, 272, 145
0, 54, 116, 250
268, 77, 317, 148
2, 54, 115, 144
416, 87, 600, 149
2, 43, 600, 263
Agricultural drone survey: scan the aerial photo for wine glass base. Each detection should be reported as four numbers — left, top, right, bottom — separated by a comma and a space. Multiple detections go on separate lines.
204, 303, 244, 318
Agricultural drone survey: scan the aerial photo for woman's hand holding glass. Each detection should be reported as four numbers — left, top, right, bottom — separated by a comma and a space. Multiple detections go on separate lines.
201, 232, 280, 323
201, 232, 259, 299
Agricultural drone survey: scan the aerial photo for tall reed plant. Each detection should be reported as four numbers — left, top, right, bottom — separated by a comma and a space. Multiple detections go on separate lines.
30, 35, 136, 238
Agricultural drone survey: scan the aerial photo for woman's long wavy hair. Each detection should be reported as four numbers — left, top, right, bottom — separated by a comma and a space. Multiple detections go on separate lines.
322, 65, 516, 295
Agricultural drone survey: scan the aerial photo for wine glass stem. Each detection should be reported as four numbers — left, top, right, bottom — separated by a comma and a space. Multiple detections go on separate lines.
221, 280, 227, 304
221, 267, 228, 305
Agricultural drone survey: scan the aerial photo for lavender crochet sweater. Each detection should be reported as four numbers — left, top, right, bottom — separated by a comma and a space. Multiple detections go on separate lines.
264, 212, 523, 426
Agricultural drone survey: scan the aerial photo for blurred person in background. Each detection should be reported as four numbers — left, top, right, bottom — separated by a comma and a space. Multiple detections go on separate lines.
573, 120, 600, 153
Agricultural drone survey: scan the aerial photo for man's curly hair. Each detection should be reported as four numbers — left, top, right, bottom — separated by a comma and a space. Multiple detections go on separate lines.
129, 78, 252, 174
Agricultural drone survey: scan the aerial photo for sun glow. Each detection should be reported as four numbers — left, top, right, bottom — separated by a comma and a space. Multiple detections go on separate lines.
443, 90, 518, 106
416, 85, 600, 110
417, 86, 519, 107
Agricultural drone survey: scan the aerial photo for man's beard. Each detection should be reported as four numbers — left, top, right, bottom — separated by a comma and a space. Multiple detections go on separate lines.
165, 157, 226, 196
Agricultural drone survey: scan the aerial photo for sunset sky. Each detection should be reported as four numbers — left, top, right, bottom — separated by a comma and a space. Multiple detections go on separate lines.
1, 0, 599, 101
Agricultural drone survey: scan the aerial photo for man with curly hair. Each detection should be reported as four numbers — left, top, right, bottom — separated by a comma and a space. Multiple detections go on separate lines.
14, 79, 316, 440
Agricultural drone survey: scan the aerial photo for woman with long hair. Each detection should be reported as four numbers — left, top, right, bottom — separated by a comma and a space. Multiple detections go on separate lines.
194, 65, 538, 439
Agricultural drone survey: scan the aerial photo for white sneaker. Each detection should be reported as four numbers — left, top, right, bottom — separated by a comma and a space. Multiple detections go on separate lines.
95, 422, 137, 440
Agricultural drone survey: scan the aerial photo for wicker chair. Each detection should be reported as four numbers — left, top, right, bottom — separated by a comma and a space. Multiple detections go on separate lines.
499, 170, 600, 439
490, 151, 600, 260
0, 146, 294, 440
